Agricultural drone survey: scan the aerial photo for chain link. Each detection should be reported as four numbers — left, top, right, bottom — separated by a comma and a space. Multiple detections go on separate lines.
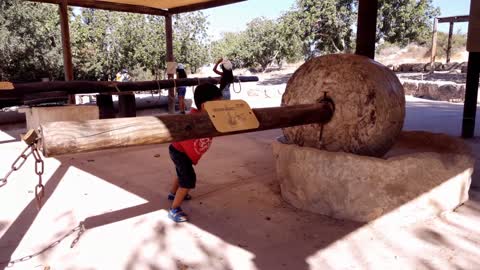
32, 145, 45, 209
0, 144, 34, 188
0, 223, 84, 268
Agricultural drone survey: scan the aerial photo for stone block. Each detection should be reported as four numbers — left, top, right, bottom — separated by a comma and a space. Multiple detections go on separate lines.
19, 105, 99, 130
272, 131, 474, 223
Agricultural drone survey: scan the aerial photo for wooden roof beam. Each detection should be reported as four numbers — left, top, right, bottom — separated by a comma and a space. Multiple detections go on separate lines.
438, 15, 469, 23
168, 0, 245, 14
29, 0, 169, 16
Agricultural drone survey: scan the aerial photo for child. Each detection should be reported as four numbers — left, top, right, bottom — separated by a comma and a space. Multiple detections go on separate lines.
167, 83, 223, 222
176, 64, 188, 114
213, 58, 234, 100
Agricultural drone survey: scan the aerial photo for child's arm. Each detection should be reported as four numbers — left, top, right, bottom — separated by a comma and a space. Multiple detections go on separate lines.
212, 58, 223, 76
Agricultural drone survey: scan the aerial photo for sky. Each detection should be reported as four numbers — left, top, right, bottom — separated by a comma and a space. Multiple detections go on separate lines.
204, 0, 472, 40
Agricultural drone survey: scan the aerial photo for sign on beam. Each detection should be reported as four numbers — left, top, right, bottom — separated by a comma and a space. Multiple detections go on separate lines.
467, 0, 480, 52
204, 100, 259, 133
0, 82, 14, 90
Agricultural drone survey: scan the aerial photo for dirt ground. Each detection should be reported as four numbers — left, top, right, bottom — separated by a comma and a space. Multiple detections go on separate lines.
1, 65, 480, 270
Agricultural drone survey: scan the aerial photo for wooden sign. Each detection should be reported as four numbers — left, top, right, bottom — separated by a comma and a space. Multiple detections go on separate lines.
467, 0, 480, 52
0, 82, 14, 90
204, 100, 259, 133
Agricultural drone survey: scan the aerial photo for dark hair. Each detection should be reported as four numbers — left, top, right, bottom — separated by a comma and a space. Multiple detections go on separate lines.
219, 64, 234, 91
176, 68, 187, 79
194, 83, 222, 109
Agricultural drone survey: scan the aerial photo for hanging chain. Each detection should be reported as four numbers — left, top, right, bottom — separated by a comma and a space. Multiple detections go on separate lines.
0, 222, 85, 268
0, 129, 45, 208
32, 144, 45, 209
0, 144, 34, 188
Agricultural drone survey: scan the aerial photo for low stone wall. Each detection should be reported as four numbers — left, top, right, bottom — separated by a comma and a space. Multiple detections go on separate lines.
273, 131, 474, 223
401, 79, 466, 102
390, 62, 468, 73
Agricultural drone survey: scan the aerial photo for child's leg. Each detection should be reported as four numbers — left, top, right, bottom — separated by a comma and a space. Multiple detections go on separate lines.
172, 187, 189, 209
179, 96, 185, 112
170, 177, 179, 195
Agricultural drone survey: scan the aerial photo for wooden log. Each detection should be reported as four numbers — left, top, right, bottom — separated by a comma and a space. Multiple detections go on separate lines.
0, 76, 258, 98
39, 103, 334, 157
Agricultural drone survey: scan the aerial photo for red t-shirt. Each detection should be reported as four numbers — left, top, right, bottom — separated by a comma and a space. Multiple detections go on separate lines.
171, 108, 213, 165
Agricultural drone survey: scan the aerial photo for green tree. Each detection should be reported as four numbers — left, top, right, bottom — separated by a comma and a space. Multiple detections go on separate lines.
285, 0, 356, 59
173, 12, 209, 74
211, 31, 248, 69
0, 0, 63, 81
377, 0, 440, 46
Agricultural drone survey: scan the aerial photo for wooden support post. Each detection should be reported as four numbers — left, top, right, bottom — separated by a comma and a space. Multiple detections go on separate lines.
118, 93, 136, 118
40, 103, 334, 157
462, 0, 480, 138
165, 14, 175, 114
96, 94, 115, 119
430, 18, 439, 71
59, 0, 75, 104
355, 0, 378, 59
446, 22, 454, 63
461, 52, 480, 138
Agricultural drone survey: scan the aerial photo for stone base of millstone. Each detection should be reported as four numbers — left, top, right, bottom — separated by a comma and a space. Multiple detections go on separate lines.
272, 131, 474, 223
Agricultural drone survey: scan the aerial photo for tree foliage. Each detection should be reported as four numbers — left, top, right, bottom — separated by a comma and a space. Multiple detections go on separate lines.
0, 0, 63, 81
377, 0, 440, 46
0, 0, 444, 81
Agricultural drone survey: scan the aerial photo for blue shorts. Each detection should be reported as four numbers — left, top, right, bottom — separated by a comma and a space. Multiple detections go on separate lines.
177, 87, 186, 97
169, 145, 196, 189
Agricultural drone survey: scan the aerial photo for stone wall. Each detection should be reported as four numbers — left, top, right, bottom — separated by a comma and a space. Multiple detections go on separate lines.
401, 79, 466, 102
389, 62, 468, 73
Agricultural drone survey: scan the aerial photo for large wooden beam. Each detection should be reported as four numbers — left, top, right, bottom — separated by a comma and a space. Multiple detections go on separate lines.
355, 0, 378, 59
165, 14, 175, 114
438, 15, 469, 23
29, 0, 169, 16
0, 76, 258, 103
40, 102, 334, 157
169, 0, 245, 14
59, 0, 75, 104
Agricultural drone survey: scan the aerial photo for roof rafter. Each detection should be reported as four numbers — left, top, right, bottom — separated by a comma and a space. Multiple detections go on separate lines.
30, 0, 169, 16
29, 0, 246, 15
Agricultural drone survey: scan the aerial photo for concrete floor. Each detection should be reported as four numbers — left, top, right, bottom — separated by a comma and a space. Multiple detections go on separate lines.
0, 92, 480, 270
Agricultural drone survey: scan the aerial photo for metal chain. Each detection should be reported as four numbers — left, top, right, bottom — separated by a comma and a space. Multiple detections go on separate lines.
0, 222, 85, 268
0, 144, 34, 188
31, 144, 45, 209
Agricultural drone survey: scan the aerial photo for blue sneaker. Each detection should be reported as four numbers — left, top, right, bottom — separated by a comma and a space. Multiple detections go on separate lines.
168, 207, 188, 223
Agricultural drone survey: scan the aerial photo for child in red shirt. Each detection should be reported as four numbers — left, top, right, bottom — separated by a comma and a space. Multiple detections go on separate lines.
167, 83, 223, 222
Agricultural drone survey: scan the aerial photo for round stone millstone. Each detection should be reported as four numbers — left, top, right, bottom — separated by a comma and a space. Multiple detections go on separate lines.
282, 54, 406, 157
